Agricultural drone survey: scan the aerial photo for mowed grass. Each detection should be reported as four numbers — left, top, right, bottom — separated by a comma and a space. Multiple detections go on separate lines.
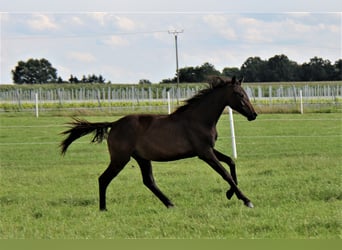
0, 112, 341, 239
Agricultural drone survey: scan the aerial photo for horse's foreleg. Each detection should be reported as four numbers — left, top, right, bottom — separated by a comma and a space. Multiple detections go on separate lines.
213, 149, 237, 200
134, 156, 174, 208
199, 149, 253, 208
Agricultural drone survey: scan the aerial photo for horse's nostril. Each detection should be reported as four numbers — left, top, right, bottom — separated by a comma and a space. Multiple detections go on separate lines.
248, 113, 257, 121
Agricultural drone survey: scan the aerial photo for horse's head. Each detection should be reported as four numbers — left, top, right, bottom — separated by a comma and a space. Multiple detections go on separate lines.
210, 76, 257, 121
229, 77, 257, 121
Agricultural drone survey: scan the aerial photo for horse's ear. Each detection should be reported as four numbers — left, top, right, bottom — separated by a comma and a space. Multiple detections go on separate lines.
231, 76, 237, 85
232, 76, 243, 85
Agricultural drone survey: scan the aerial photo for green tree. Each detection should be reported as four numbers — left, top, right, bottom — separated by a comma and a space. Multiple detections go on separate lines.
266, 54, 299, 81
139, 79, 152, 84
222, 67, 241, 78
333, 59, 342, 80
240, 57, 267, 82
169, 62, 221, 83
301, 57, 334, 81
178, 66, 200, 82
98, 75, 105, 83
68, 75, 79, 83
12, 58, 58, 84
199, 62, 221, 78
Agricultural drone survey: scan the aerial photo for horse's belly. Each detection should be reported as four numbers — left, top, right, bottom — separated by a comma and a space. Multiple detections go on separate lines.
135, 136, 194, 161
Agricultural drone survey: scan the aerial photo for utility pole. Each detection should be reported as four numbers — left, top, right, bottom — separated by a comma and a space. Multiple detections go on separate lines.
168, 30, 183, 104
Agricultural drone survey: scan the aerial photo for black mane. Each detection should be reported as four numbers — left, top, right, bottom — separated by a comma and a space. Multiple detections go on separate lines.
173, 81, 228, 114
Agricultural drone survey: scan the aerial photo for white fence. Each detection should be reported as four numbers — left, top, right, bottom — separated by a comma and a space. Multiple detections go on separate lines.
1, 83, 341, 114
0, 85, 200, 104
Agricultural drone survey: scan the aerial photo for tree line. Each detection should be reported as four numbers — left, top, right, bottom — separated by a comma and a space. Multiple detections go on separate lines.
162, 55, 342, 83
11, 55, 342, 85
11, 58, 108, 84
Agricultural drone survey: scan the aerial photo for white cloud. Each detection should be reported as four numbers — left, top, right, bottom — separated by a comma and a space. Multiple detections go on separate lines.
203, 15, 237, 40
287, 12, 311, 18
0, 13, 10, 22
115, 16, 136, 31
67, 52, 96, 63
87, 12, 108, 26
55, 64, 72, 79
282, 18, 312, 33
2, 0, 341, 12
27, 14, 58, 31
70, 16, 83, 26
236, 16, 277, 43
1, 12, 340, 84
103, 35, 129, 46
86, 13, 137, 31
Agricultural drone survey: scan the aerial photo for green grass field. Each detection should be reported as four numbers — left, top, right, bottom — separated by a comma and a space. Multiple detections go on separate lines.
0, 112, 341, 239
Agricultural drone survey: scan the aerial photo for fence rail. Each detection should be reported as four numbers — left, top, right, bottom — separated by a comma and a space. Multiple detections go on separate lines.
1, 83, 341, 114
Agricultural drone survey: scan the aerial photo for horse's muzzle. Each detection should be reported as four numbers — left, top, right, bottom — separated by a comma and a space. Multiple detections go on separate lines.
248, 112, 258, 121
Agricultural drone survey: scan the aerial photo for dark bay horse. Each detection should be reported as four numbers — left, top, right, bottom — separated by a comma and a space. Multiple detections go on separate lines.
60, 76, 257, 210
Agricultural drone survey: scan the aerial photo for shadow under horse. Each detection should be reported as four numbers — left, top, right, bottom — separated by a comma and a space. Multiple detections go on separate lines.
60, 76, 257, 210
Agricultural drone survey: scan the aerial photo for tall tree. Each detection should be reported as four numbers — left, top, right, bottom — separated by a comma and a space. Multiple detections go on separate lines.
199, 62, 221, 78
173, 62, 221, 83
222, 67, 241, 78
333, 59, 342, 80
301, 57, 334, 81
266, 54, 299, 81
12, 58, 58, 84
240, 57, 267, 82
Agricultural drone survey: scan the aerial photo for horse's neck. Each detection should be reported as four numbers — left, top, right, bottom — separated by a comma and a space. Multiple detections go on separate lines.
182, 88, 227, 127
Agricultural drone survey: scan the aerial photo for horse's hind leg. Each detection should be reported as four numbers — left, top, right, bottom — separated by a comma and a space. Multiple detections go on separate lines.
98, 156, 129, 211
133, 155, 174, 208
213, 149, 237, 199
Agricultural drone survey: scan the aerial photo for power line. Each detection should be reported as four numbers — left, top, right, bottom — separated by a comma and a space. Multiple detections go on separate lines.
3, 30, 169, 40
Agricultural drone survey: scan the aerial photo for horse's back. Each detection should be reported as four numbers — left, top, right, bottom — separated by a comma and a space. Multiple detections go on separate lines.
107, 114, 194, 161
107, 114, 164, 150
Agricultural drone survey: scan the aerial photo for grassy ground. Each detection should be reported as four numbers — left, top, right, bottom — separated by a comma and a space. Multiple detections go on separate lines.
0, 112, 341, 239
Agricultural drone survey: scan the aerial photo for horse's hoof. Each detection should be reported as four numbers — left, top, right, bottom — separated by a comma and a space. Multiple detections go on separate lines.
226, 189, 234, 200
166, 203, 175, 209
100, 208, 108, 212
244, 201, 254, 208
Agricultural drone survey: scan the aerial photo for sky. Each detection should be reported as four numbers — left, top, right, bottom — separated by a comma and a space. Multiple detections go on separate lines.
0, 1, 341, 84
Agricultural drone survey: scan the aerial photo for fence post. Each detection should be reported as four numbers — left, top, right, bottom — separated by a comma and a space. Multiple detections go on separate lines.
228, 107, 237, 159
35, 92, 39, 118
299, 90, 303, 114
16, 89, 22, 109
167, 91, 171, 114
57, 88, 62, 106
96, 89, 102, 108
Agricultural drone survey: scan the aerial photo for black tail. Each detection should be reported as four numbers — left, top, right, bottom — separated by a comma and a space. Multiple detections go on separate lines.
60, 118, 113, 155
